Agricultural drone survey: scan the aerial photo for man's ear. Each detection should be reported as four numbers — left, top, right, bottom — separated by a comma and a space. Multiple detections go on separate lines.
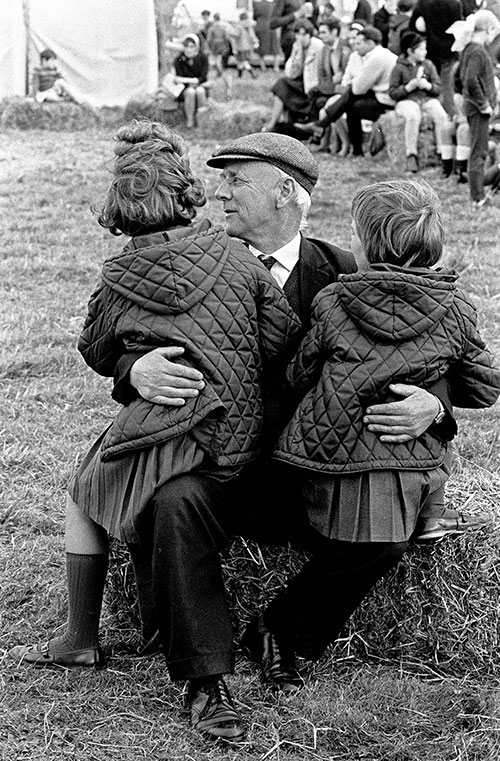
275, 177, 295, 208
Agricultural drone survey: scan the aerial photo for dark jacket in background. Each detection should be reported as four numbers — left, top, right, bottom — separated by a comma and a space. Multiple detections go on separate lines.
389, 56, 442, 102
174, 50, 209, 84
456, 41, 497, 115
409, 0, 462, 62
353, 0, 373, 23
373, 5, 392, 47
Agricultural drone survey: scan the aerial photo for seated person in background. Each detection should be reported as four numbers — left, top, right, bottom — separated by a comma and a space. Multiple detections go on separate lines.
33, 48, 83, 105
311, 20, 365, 155
262, 19, 324, 132
295, 26, 397, 157
307, 17, 351, 151
389, 31, 449, 173
173, 33, 210, 129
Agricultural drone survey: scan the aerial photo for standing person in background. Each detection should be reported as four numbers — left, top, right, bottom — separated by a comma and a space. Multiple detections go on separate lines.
206, 13, 233, 98
373, 0, 398, 47
452, 9, 500, 205
353, 0, 373, 24
409, 0, 463, 116
197, 9, 212, 54
389, 31, 449, 173
271, 0, 315, 61
387, 0, 415, 55
231, 11, 260, 78
254, 0, 282, 72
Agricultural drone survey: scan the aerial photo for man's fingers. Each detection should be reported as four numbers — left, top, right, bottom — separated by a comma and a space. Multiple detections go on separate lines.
366, 424, 409, 435
149, 395, 186, 406
378, 434, 413, 444
364, 415, 404, 427
139, 385, 200, 400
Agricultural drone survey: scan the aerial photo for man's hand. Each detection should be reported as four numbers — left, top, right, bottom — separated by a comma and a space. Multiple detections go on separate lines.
130, 347, 205, 406
363, 383, 440, 443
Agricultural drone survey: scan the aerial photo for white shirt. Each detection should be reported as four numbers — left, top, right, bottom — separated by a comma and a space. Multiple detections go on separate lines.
249, 232, 301, 289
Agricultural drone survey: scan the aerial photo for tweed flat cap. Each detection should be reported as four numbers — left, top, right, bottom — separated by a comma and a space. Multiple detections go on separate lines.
206, 132, 319, 194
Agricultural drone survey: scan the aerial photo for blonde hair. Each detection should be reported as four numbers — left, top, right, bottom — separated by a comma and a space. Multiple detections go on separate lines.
351, 179, 444, 267
96, 120, 206, 237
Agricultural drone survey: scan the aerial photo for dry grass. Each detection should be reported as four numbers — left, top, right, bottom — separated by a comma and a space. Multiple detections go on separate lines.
1, 74, 500, 758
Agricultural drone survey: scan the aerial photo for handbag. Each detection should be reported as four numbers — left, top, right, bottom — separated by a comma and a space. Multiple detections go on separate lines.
368, 119, 386, 157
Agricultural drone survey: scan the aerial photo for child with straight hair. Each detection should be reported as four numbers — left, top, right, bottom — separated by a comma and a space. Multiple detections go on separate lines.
268, 179, 500, 659
450, 9, 500, 205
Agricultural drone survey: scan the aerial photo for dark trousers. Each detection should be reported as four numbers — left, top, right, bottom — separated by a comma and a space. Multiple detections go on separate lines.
148, 473, 236, 681
264, 529, 409, 661
467, 111, 491, 202
318, 88, 390, 155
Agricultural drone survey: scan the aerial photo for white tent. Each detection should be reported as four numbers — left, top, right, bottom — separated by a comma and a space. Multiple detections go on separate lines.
0, 0, 158, 107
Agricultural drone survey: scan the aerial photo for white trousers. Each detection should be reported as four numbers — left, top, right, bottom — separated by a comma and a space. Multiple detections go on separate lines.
395, 98, 449, 157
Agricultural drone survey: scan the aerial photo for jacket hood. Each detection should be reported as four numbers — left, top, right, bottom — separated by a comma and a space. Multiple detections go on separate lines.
338, 264, 458, 341
101, 220, 235, 314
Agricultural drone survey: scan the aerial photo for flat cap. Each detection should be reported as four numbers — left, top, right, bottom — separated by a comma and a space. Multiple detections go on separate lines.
206, 132, 319, 194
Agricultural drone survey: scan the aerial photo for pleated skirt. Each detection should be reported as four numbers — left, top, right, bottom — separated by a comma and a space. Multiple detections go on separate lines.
68, 427, 204, 544
300, 457, 452, 543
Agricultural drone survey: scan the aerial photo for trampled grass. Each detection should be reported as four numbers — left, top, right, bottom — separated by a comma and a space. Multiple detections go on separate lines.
1, 84, 500, 759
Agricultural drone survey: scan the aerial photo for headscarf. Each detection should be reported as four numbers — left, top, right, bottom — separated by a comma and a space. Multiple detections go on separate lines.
182, 33, 201, 52
447, 10, 500, 52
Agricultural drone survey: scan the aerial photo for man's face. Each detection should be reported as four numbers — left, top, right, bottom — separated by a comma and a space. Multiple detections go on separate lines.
318, 24, 335, 46
347, 30, 362, 50
357, 35, 374, 56
214, 161, 281, 245
295, 27, 312, 48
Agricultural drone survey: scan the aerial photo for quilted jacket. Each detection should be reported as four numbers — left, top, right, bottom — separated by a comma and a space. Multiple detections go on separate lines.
273, 265, 500, 474
78, 221, 302, 464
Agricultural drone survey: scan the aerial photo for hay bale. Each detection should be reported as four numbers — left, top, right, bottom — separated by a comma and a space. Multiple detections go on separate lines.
378, 109, 439, 168
123, 92, 185, 128
0, 96, 101, 130
197, 100, 270, 140
107, 520, 500, 676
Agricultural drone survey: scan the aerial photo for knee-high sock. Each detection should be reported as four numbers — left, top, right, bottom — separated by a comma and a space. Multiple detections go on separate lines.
49, 552, 108, 652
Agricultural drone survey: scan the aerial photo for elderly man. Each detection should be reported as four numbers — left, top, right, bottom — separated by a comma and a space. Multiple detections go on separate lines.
115, 133, 477, 720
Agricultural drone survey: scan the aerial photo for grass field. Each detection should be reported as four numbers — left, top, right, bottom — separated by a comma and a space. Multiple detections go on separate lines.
1, 79, 500, 759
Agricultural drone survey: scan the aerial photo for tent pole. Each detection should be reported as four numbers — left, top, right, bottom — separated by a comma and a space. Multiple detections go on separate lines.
23, 0, 30, 96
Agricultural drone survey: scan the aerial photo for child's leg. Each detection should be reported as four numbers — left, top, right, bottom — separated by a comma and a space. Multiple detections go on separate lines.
8, 496, 108, 665
467, 112, 491, 202
183, 86, 197, 128
413, 484, 491, 545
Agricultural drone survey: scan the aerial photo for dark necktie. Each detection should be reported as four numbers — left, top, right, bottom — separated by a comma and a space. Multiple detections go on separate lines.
258, 255, 278, 271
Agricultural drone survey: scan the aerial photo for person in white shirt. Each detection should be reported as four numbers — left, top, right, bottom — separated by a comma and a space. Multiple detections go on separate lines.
295, 25, 398, 155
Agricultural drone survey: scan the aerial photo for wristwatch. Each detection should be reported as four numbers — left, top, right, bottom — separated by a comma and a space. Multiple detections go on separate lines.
433, 398, 446, 425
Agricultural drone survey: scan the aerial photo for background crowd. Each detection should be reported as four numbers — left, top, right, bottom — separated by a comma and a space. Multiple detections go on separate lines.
140, 0, 500, 207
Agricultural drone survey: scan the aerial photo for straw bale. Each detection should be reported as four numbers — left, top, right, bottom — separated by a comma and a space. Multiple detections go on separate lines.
0, 97, 101, 130
378, 109, 439, 168
107, 517, 500, 676
196, 101, 270, 139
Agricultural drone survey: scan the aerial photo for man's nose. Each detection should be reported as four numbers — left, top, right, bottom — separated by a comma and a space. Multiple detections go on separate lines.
215, 180, 230, 200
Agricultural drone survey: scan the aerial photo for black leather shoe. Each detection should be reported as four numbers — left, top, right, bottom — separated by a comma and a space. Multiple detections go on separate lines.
185, 676, 245, 742
240, 615, 303, 694
8, 640, 106, 669
413, 511, 492, 545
